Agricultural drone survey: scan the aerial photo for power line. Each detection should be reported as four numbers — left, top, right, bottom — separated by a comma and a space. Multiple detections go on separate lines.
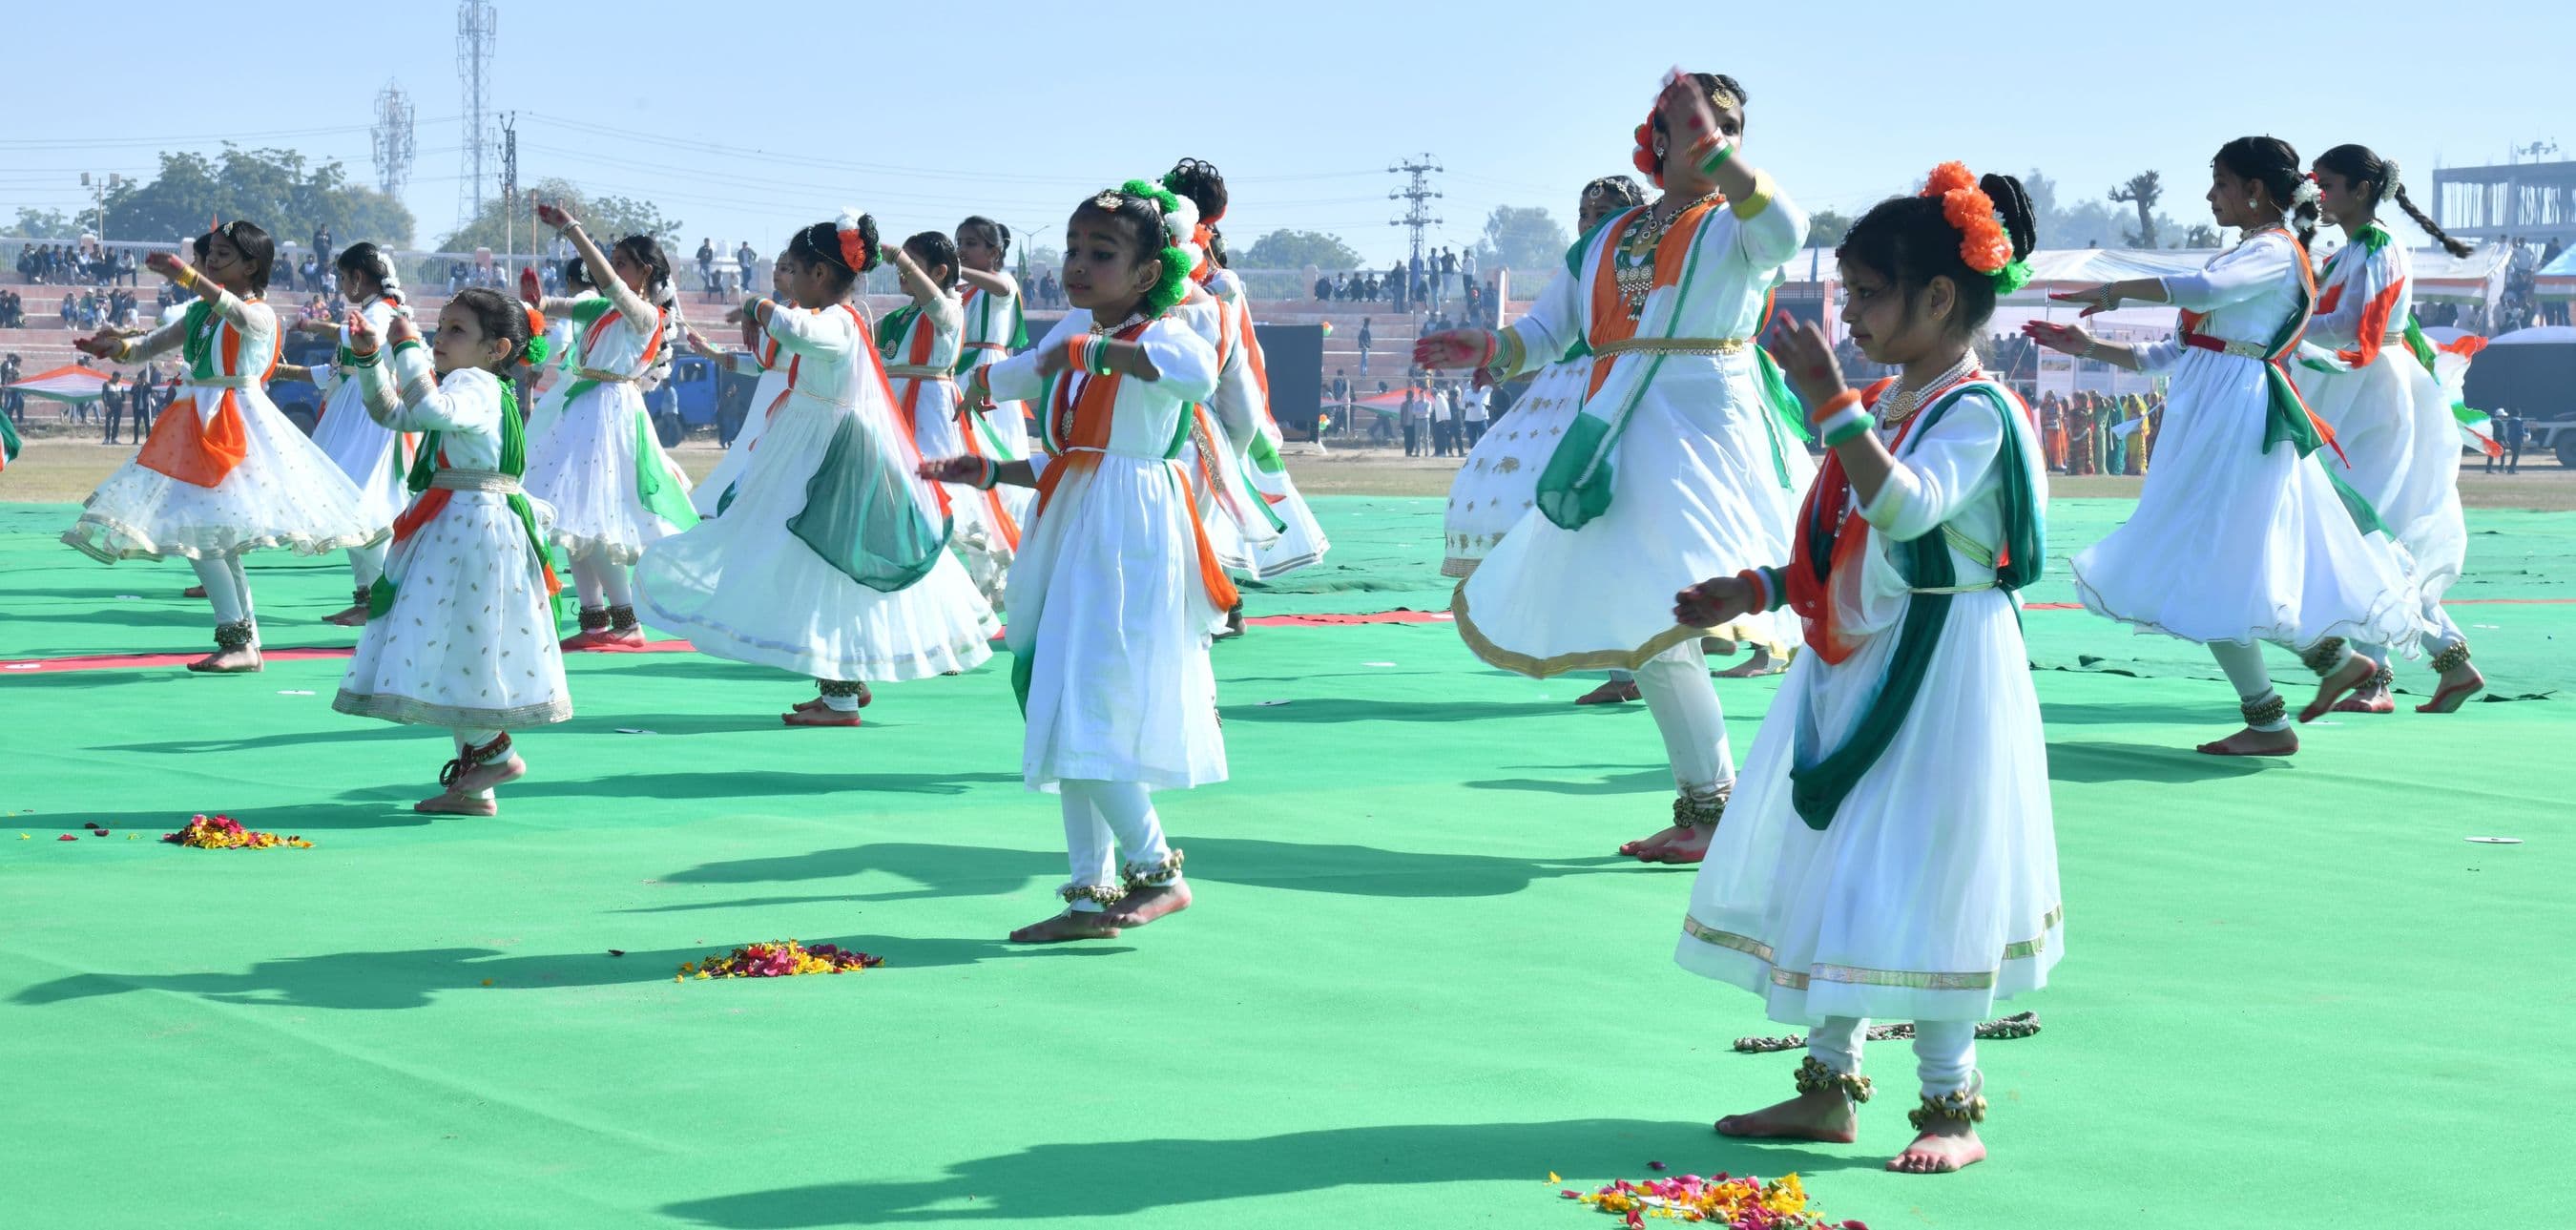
1387, 155, 1444, 267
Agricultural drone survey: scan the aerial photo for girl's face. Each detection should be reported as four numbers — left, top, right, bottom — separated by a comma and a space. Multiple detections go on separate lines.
1838, 258, 1952, 367
1060, 211, 1158, 316
2206, 165, 2270, 231
1579, 197, 1627, 235
2312, 166, 2367, 228
201, 232, 251, 292
779, 253, 839, 309
769, 253, 791, 297
906, 241, 953, 285
431, 302, 508, 376
609, 247, 652, 294
956, 226, 1003, 274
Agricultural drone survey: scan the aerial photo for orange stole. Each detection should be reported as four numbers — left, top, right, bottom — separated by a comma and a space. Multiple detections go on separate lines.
1038, 325, 1238, 615
385, 448, 564, 599
136, 319, 270, 488
1580, 198, 1721, 399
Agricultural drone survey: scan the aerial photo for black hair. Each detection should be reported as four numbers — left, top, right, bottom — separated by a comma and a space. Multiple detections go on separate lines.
2313, 143, 2473, 259
958, 215, 1010, 259
560, 257, 594, 293
333, 240, 405, 307
1649, 73, 1749, 140
447, 286, 533, 370
1072, 194, 1168, 265
785, 216, 880, 294
2213, 136, 2319, 245
1162, 157, 1228, 223
212, 220, 276, 294
610, 234, 672, 295
1837, 172, 2039, 343
904, 230, 960, 284
1582, 176, 1648, 214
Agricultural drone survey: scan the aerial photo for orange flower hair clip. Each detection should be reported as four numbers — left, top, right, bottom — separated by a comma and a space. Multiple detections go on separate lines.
1921, 161, 2029, 292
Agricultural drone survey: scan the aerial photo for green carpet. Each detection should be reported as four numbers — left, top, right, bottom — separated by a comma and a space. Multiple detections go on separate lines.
3, 497, 2569, 1228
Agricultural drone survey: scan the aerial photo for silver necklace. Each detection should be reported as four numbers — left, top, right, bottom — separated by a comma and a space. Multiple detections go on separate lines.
1877, 352, 1980, 429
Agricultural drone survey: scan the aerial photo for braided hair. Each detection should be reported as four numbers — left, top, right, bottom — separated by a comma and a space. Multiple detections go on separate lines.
1839, 167, 2040, 344
2213, 136, 2320, 246
2313, 143, 2473, 259
333, 240, 407, 309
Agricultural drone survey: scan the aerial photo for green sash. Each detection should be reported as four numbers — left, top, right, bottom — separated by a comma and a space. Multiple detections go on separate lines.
1786, 384, 2045, 830
784, 412, 953, 593
364, 356, 551, 618
1530, 218, 1717, 531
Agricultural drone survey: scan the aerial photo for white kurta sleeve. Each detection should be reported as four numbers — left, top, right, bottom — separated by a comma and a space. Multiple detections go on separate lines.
2159, 235, 2296, 313
361, 344, 498, 434
987, 313, 1077, 405
1723, 172, 1808, 273
1140, 317, 1219, 405
924, 291, 964, 344
2133, 330, 2185, 374
114, 313, 191, 364
590, 264, 657, 341
1857, 389, 2005, 544
1501, 250, 1589, 380
2307, 243, 2401, 365
1207, 337, 1262, 452
758, 302, 852, 362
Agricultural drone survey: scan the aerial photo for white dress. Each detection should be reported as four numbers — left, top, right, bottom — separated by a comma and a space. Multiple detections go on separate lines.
1443, 348, 1593, 577
64, 291, 377, 562
307, 295, 416, 531
1207, 273, 1332, 579
1455, 185, 1816, 672
2071, 230, 2420, 653
2293, 226, 2467, 650
884, 293, 1008, 580
523, 280, 696, 565
958, 281, 1038, 530
1172, 292, 1284, 579
1676, 379, 2060, 1024
985, 310, 1228, 792
693, 331, 792, 517
634, 302, 999, 681
333, 349, 571, 729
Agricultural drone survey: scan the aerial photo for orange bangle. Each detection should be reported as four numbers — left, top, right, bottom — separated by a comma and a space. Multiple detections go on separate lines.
1811, 388, 1860, 423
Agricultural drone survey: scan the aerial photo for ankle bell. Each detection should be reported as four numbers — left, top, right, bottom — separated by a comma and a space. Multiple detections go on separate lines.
1794, 1055, 1873, 1103
1120, 848, 1185, 890
212, 619, 257, 651
1906, 1083, 1987, 1132
2298, 636, 2349, 678
2429, 641, 2471, 675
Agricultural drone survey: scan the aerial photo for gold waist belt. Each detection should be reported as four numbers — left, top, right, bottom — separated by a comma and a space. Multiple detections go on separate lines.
1594, 337, 1751, 358
574, 367, 638, 384
428, 469, 522, 494
884, 365, 954, 381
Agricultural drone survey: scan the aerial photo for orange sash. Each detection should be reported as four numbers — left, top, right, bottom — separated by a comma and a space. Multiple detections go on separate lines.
1038, 323, 1237, 614
1581, 199, 1721, 399
136, 315, 269, 488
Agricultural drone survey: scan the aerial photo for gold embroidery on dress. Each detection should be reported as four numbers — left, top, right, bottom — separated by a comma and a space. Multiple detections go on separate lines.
1681, 907, 2065, 990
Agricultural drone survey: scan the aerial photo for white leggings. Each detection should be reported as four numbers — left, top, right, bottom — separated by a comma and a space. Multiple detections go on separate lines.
1059, 779, 1173, 911
1808, 1016, 1979, 1099
190, 554, 256, 636
348, 540, 388, 591
569, 549, 635, 612
2209, 636, 2356, 731
1632, 639, 1735, 797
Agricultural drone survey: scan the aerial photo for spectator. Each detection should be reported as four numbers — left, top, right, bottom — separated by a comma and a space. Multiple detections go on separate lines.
312, 224, 333, 271
1401, 384, 1428, 456
1315, 273, 1333, 302
1438, 247, 1458, 304
2500, 409, 2526, 473
1430, 381, 1457, 456
1357, 318, 1374, 373
1369, 381, 1395, 444
100, 373, 126, 444
60, 291, 78, 328
1, 353, 21, 425
1387, 259, 1409, 313
736, 240, 758, 301
1461, 382, 1489, 448
1462, 247, 1478, 293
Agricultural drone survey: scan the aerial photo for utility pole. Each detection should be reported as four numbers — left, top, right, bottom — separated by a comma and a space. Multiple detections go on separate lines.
78, 173, 127, 241
455, 0, 497, 229
1387, 155, 1444, 269
500, 113, 518, 273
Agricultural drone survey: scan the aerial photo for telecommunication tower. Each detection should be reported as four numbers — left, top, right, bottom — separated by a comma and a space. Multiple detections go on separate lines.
455, 0, 497, 226
371, 82, 416, 198
1387, 155, 1444, 267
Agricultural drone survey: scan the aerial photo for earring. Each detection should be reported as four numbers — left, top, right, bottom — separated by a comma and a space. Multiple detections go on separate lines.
1653, 138, 1668, 160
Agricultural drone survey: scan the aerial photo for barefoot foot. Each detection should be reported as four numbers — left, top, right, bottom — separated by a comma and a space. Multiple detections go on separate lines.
185, 646, 262, 674
2194, 725, 2296, 757
321, 602, 370, 627
2417, 663, 2485, 714
1573, 678, 1640, 705
2330, 680, 2395, 714
1008, 910, 1123, 943
1617, 823, 1711, 864
1888, 1119, 1985, 1174
1715, 650, 1788, 679
449, 754, 527, 796
2300, 653, 2381, 723
1714, 1090, 1859, 1144
1103, 880, 1192, 928
415, 790, 498, 817
782, 706, 862, 727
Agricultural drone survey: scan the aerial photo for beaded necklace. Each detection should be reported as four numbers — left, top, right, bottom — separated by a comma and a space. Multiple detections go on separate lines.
1876, 351, 1980, 431
1610, 193, 1717, 318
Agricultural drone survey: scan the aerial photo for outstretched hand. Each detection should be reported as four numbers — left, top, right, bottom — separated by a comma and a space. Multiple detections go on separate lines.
2048, 283, 2117, 317
1411, 328, 1488, 371
2021, 319, 2092, 356
1655, 69, 1719, 144
1763, 319, 1848, 412
142, 250, 188, 281
343, 308, 380, 356
1673, 575, 1755, 629
917, 456, 980, 484
72, 331, 119, 360
535, 200, 578, 232
384, 312, 420, 349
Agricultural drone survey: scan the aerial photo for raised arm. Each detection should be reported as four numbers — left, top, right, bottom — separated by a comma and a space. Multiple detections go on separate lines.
537, 202, 654, 335
346, 312, 497, 435
957, 266, 1017, 298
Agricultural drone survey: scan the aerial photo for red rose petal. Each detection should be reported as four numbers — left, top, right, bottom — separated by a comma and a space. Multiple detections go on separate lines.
57, 834, 78, 841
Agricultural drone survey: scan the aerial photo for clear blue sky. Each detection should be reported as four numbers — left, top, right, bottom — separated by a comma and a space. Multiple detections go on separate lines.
2, 0, 2564, 264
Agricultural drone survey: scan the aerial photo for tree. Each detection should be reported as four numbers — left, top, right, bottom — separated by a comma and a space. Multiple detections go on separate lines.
2108, 171, 2162, 250
2178, 224, 2220, 249
1475, 205, 1570, 272
98, 147, 413, 248
439, 177, 678, 256
1241, 228, 1362, 270
7, 208, 80, 240
1806, 209, 1852, 249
